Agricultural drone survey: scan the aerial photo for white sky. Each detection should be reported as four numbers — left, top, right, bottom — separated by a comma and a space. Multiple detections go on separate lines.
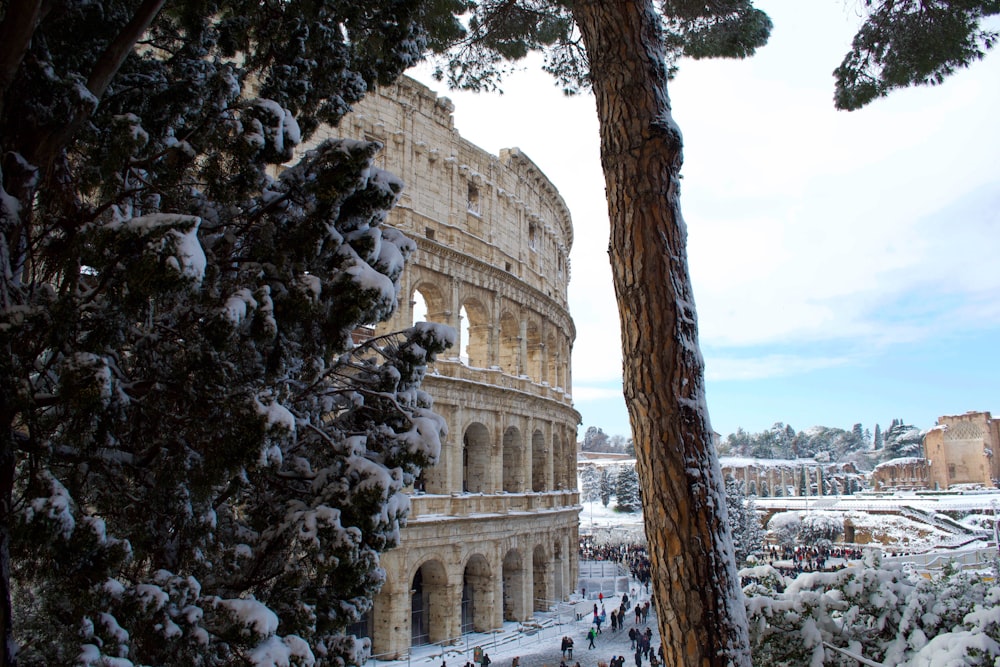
408, 0, 1000, 440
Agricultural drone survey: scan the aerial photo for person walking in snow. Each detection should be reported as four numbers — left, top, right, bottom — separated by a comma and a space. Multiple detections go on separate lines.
587, 627, 597, 650
628, 627, 637, 650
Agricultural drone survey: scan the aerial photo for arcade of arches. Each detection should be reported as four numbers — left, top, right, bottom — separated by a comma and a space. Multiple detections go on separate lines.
325, 76, 582, 658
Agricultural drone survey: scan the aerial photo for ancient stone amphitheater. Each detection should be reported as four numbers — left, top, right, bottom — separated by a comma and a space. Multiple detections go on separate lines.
315, 77, 581, 657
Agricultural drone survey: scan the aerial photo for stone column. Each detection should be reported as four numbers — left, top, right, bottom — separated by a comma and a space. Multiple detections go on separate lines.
439, 581, 464, 644
371, 583, 411, 659
451, 277, 462, 356
518, 319, 528, 376
490, 293, 502, 367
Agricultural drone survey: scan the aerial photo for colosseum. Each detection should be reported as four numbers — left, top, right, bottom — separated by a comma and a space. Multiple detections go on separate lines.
309, 77, 582, 657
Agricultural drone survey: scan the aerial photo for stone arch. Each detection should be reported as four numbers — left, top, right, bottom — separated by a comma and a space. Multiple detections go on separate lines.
502, 548, 526, 621
525, 318, 542, 381
531, 429, 546, 492
462, 554, 494, 633
461, 297, 490, 368
532, 544, 551, 611
499, 311, 520, 376
411, 281, 447, 325
410, 558, 448, 647
503, 426, 525, 492
464, 422, 492, 493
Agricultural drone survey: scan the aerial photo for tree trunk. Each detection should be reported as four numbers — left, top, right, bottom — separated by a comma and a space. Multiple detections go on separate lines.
571, 2, 751, 666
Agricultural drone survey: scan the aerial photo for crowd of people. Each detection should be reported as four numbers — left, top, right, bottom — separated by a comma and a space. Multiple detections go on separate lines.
764, 544, 865, 574
577, 541, 652, 587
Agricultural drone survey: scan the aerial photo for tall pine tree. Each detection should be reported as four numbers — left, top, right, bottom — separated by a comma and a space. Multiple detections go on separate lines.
433, 1, 998, 664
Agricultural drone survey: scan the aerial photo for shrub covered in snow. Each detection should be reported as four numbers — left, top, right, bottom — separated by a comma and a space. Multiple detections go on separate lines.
743, 557, 1000, 666
1, 2, 465, 665
799, 512, 843, 546
768, 511, 802, 547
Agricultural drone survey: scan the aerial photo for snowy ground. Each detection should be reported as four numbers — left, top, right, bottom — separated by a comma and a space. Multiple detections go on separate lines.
582, 489, 1000, 553
371, 583, 660, 667
370, 490, 1000, 667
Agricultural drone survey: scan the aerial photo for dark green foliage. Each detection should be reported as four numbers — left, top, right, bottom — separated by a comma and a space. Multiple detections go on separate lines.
1, 1, 465, 664
882, 420, 925, 460
660, 1, 773, 65
429, 0, 995, 112
430, 0, 771, 94
834, 0, 1000, 110
432, 0, 579, 92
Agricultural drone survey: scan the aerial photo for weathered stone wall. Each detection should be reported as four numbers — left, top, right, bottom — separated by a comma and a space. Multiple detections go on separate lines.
317, 77, 581, 657
720, 459, 862, 497
872, 457, 930, 491
925, 411, 998, 489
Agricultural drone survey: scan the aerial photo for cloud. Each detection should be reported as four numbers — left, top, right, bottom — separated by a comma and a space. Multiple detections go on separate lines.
703, 352, 852, 382
687, 181, 1000, 353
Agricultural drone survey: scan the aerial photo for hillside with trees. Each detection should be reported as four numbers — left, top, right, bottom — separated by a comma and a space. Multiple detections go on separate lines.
717, 419, 926, 469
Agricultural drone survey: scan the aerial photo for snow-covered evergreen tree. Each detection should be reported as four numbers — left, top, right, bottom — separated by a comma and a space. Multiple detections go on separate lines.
614, 465, 641, 513
0, 2, 465, 664
743, 558, 1000, 666
580, 465, 601, 503
724, 477, 764, 567
599, 467, 615, 508
882, 422, 925, 460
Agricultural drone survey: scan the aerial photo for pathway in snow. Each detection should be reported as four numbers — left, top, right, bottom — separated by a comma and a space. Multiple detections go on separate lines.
374, 587, 661, 667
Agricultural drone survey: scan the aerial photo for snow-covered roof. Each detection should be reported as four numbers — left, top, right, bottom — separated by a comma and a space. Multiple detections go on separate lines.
872, 457, 927, 472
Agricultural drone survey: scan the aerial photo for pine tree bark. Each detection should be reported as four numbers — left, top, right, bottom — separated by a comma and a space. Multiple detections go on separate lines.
571, 2, 751, 665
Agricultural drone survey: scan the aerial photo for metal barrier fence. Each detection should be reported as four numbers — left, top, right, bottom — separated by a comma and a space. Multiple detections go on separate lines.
367, 597, 594, 667
882, 546, 998, 571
